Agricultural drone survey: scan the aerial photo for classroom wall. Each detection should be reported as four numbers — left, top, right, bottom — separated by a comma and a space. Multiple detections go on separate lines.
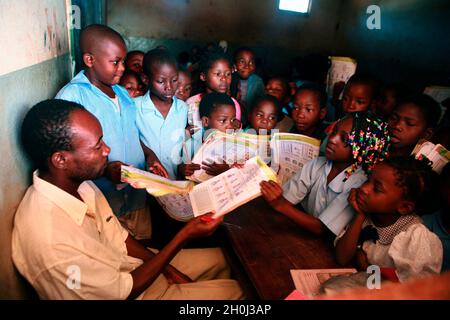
334, 0, 450, 87
0, 0, 71, 299
107, 0, 343, 76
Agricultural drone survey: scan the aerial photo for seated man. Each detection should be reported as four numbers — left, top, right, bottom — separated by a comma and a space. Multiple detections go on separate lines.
12, 99, 243, 300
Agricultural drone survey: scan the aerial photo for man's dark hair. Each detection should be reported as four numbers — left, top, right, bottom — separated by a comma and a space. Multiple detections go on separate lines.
21, 99, 85, 170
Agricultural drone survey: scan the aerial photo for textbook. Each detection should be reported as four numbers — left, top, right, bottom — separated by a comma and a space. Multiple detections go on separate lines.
188, 131, 320, 184
123, 156, 277, 221
186, 131, 261, 183
270, 133, 321, 184
190, 156, 277, 218
326, 56, 357, 98
120, 165, 194, 197
290, 268, 357, 298
411, 139, 450, 174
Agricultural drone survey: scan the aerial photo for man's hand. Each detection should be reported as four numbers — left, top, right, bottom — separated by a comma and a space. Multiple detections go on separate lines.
201, 162, 230, 176
178, 163, 201, 178
260, 180, 289, 212
104, 161, 125, 184
164, 267, 193, 285
147, 157, 169, 178
182, 213, 223, 239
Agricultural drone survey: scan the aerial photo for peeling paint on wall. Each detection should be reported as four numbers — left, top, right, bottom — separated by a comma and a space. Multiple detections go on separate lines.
0, 0, 70, 76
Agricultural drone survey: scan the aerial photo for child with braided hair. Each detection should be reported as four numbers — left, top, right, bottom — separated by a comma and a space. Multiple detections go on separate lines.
333, 157, 442, 286
260, 111, 390, 237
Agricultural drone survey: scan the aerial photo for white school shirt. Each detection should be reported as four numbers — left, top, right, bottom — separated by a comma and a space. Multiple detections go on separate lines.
282, 157, 367, 235
12, 171, 143, 300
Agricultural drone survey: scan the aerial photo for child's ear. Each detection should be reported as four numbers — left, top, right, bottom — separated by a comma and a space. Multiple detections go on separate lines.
50, 151, 69, 170
200, 72, 206, 82
201, 116, 209, 128
83, 53, 94, 68
319, 108, 327, 120
397, 200, 415, 215
422, 128, 434, 140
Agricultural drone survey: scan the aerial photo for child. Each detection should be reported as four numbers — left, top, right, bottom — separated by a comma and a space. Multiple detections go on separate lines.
265, 76, 294, 132
175, 70, 193, 102
340, 74, 378, 115
135, 48, 189, 180
119, 70, 143, 98
125, 50, 148, 91
423, 163, 450, 273
179, 92, 240, 178
372, 84, 405, 120
230, 47, 265, 112
260, 111, 390, 236
56, 25, 166, 239
291, 83, 328, 140
335, 157, 443, 283
186, 49, 242, 134
246, 95, 281, 135
388, 94, 441, 157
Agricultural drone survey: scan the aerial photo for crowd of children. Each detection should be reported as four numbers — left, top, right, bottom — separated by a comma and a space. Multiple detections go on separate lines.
13, 23, 450, 300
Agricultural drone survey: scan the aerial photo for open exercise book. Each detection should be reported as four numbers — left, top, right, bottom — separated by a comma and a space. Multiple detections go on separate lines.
411, 139, 450, 174
290, 268, 357, 298
270, 133, 320, 184
326, 56, 357, 98
121, 156, 277, 221
187, 131, 320, 185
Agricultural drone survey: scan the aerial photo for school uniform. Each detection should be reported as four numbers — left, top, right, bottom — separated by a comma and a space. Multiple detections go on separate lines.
135, 92, 188, 179
335, 215, 443, 282
56, 71, 150, 238
283, 157, 367, 235
423, 211, 450, 272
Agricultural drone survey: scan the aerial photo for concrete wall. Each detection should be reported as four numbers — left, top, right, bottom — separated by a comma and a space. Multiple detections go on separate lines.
334, 0, 450, 88
107, 0, 450, 85
107, 0, 343, 76
0, 0, 71, 299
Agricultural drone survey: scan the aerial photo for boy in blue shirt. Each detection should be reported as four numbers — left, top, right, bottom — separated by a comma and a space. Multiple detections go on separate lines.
56, 24, 167, 239
135, 48, 189, 180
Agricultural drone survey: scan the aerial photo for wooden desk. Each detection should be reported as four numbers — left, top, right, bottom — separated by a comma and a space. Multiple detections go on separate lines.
223, 197, 339, 300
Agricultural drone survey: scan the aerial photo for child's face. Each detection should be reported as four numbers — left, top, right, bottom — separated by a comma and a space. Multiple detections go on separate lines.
202, 104, 238, 132
326, 116, 353, 162
342, 83, 373, 113
120, 74, 142, 98
175, 71, 192, 101
356, 163, 411, 215
88, 39, 127, 86
234, 50, 256, 80
149, 63, 179, 103
126, 52, 144, 74
292, 90, 325, 136
249, 101, 278, 133
265, 79, 289, 103
388, 103, 431, 149
202, 59, 232, 94
374, 88, 397, 118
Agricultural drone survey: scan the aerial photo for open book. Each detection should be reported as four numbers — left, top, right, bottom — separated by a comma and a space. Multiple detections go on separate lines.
326, 56, 357, 98
411, 139, 450, 174
187, 131, 260, 183
270, 133, 320, 184
120, 165, 194, 197
290, 268, 357, 298
190, 156, 277, 218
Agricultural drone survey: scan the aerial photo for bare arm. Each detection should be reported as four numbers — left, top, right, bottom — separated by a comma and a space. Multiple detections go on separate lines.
260, 181, 328, 236
335, 189, 366, 266
127, 213, 222, 299
140, 141, 169, 178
